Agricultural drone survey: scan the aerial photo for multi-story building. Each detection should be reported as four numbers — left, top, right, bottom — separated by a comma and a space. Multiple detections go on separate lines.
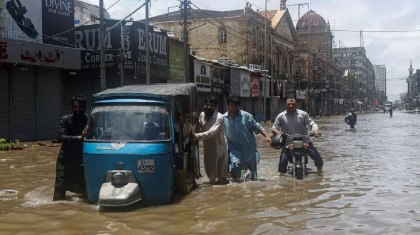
333, 47, 375, 110
147, 1, 297, 75
147, 0, 299, 119
295, 9, 343, 115
374, 65, 386, 94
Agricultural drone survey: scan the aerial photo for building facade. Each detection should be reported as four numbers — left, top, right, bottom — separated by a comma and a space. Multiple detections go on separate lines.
147, 1, 298, 119
374, 64, 386, 94
333, 47, 375, 110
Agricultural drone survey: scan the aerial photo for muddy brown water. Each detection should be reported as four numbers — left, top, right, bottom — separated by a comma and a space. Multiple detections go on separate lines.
1, 112, 420, 234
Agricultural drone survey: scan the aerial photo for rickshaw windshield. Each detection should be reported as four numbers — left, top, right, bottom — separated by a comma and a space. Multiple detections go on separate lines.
85, 104, 171, 142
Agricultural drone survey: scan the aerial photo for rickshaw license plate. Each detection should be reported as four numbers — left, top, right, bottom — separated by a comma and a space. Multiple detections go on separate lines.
137, 159, 155, 173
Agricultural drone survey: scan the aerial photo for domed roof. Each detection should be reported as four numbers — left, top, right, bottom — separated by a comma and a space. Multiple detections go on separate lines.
296, 10, 326, 30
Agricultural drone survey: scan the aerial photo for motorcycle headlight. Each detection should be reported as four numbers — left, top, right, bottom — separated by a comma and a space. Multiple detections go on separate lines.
293, 141, 304, 148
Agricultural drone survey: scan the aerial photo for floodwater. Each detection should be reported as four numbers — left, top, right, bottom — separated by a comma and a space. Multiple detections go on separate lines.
1, 111, 420, 234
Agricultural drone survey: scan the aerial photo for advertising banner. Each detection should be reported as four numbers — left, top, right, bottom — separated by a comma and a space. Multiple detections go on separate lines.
2, 0, 75, 47
240, 70, 250, 97
169, 39, 184, 83
75, 20, 169, 80
194, 60, 211, 92
211, 66, 224, 94
229, 68, 241, 96
250, 74, 260, 97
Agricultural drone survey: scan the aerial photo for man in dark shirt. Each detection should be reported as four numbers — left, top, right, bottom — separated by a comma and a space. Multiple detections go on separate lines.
53, 95, 89, 201
344, 108, 358, 129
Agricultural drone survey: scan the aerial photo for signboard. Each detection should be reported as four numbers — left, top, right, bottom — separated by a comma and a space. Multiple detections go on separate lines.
76, 20, 169, 80
240, 70, 250, 97
194, 60, 211, 92
168, 39, 185, 83
250, 75, 260, 97
211, 66, 224, 94
296, 90, 306, 100
2, 0, 75, 47
229, 68, 241, 96
0, 38, 80, 69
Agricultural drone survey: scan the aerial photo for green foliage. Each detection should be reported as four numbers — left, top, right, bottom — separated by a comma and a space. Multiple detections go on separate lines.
0, 139, 20, 151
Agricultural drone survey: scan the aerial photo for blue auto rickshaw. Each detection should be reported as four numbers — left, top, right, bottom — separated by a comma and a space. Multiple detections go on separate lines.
83, 83, 200, 206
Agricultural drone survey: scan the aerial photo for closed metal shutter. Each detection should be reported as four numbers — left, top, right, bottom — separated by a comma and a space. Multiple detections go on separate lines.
37, 68, 62, 140
11, 67, 37, 141
0, 68, 10, 140
62, 74, 93, 116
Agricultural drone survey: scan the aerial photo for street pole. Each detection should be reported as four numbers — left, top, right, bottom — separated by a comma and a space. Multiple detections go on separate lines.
145, 0, 151, 84
181, 0, 190, 83
100, 0, 106, 91
263, 0, 269, 120
270, 35, 274, 121
120, 23, 125, 87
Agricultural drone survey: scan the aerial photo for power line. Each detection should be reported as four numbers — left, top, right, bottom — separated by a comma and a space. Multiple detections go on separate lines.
190, 2, 249, 42
333, 29, 420, 33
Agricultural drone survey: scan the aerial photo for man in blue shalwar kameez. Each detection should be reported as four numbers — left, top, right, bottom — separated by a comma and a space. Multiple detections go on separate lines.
224, 95, 272, 180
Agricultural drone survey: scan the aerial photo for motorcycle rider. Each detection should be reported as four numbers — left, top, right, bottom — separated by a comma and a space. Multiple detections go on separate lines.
272, 98, 323, 173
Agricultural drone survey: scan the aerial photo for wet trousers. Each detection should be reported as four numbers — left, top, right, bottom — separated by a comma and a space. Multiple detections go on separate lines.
53, 153, 86, 201
278, 142, 323, 173
204, 151, 228, 185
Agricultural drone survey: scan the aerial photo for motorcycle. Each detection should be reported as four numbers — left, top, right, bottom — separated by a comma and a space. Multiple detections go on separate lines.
272, 132, 318, 180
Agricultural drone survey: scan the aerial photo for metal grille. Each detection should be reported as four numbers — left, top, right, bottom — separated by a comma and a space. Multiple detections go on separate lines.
0, 69, 10, 140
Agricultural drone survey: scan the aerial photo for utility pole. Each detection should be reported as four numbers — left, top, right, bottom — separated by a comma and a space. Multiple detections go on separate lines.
99, 0, 106, 91
120, 47, 125, 86
263, 0, 269, 120
180, 0, 191, 83
120, 23, 125, 87
145, 0, 151, 84
270, 35, 274, 121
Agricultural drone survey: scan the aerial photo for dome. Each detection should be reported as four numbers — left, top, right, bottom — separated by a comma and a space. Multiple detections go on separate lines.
296, 10, 326, 30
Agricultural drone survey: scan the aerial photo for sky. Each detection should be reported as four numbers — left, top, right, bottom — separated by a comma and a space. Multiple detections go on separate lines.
83, 0, 420, 102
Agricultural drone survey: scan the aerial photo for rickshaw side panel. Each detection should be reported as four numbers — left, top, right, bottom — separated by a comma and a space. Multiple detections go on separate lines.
83, 142, 175, 205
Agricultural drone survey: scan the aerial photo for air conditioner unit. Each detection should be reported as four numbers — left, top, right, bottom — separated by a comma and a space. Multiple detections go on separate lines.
249, 64, 262, 71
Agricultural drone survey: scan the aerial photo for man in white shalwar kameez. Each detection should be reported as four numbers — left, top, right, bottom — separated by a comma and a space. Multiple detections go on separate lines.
193, 95, 228, 185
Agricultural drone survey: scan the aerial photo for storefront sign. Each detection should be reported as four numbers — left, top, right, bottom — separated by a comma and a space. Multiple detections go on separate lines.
75, 20, 169, 80
2, 0, 75, 47
194, 60, 211, 92
168, 39, 184, 83
229, 68, 241, 96
250, 75, 260, 97
240, 70, 250, 97
296, 90, 306, 99
211, 66, 224, 94
0, 38, 80, 69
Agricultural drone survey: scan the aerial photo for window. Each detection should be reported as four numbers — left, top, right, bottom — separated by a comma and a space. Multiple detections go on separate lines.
85, 104, 171, 142
219, 28, 227, 44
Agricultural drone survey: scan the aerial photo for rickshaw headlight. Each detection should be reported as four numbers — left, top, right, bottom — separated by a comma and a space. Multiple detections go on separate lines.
111, 172, 128, 185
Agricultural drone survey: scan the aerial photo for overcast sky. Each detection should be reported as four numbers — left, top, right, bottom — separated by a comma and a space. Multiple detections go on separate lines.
84, 0, 420, 102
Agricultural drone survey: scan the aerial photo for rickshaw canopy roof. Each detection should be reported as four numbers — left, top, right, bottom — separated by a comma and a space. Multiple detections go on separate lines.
93, 83, 196, 100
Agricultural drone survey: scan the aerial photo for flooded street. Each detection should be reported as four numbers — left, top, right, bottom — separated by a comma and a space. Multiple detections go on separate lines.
1, 111, 420, 234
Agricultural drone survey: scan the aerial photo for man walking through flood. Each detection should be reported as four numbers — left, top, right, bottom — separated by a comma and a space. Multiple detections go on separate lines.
345, 108, 358, 128
193, 95, 228, 185
224, 94, 272, 181
53, 95, 89, 201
